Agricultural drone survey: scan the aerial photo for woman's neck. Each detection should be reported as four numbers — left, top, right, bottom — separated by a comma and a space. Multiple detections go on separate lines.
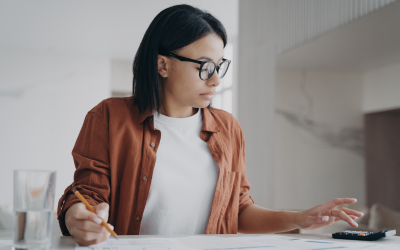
159, 105, 199, 118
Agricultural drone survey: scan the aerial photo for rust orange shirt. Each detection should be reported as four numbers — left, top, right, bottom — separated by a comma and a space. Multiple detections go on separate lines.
57, 97, 254, 235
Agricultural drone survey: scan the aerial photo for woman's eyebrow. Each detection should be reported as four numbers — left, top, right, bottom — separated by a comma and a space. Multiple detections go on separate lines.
196, 55, 224, 61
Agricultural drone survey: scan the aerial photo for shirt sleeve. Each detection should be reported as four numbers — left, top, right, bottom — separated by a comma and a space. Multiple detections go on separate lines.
237, 123, 255, 216
56, 110, 111, 236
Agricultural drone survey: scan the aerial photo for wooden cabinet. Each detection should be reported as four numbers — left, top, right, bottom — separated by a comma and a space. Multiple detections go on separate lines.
365, 109, 400, 211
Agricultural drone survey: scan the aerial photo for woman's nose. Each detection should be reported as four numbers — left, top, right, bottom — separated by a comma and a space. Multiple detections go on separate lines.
207, 70, 221, 87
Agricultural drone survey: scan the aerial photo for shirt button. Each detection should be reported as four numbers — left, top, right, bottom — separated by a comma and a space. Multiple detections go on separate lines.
150, 142, 155, 147
136, 215, 141, 221
142, 176, 148, 181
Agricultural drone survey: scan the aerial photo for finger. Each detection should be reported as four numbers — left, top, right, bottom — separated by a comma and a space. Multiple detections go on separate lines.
320, 198, 357, 210
334, 215, 357, 222
71, 227, 105, 242
76, 219, 109, 233
72, 203, 98, 221
338, 207, 364, 217
350, 215, 358, 220
331, 209, 358, 227
306, 215, 330, 225
75, 232, 109, 247
94, 203, 110, 222
95, 232, 111, 245
102, 224, 114, 234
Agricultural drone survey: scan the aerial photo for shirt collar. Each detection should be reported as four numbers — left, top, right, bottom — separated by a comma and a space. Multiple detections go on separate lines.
138, 108, 153, 124
201, 107, 220, 133
138, 107, 219, 133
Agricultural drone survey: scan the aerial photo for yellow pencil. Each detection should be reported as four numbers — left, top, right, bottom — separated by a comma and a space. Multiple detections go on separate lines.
71, 188, 118, 239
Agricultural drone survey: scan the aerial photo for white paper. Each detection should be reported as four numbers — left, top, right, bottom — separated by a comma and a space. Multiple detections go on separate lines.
177, 235, 400, 250
178, 235, 283, 249
75, 237, 193, 250
75, 235, 399, 250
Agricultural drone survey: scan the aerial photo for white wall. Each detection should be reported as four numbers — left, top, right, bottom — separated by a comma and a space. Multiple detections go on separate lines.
238, 1, 276, 208
111, 60, 132, 94
0, 50, 110, 211
274, 70, 365, 210
363, 61, 400, 113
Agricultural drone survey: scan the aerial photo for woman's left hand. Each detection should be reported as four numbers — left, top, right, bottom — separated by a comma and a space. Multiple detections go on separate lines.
295, 198, 364, 230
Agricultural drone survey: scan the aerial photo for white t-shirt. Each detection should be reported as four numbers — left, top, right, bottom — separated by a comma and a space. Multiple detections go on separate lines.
139, 108, 220, 235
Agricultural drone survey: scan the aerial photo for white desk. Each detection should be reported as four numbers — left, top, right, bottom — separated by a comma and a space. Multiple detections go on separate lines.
0, 232, 399, 249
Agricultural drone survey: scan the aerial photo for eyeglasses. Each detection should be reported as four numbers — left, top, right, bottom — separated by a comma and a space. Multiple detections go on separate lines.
166, 52, 231, 81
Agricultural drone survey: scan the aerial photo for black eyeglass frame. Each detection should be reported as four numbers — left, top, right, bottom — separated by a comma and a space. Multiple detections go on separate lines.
165, 52, 231, 81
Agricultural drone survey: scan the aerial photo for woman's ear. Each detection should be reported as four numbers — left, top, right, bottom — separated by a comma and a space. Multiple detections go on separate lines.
157, 55, 169, 78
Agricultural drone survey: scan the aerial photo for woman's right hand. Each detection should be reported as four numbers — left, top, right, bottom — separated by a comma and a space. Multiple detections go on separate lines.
65, 202, 113, 246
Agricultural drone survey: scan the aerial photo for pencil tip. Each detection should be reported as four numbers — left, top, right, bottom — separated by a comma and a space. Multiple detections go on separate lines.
113, 234, 119, 239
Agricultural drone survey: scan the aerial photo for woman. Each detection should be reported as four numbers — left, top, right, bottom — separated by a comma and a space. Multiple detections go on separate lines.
57, 4, 363, 246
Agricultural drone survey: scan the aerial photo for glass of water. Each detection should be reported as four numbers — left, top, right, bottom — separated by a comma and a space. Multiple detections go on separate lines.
13, 170, 56, 250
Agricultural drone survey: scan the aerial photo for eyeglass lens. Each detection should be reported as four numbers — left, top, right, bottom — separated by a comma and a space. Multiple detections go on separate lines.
200, 61, 229, 80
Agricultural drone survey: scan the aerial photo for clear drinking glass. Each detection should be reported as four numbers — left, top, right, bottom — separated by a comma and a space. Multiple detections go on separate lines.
13, 170, 56, 250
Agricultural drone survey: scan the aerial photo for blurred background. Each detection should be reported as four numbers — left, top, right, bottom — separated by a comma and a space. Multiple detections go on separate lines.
1, 0, 400, 235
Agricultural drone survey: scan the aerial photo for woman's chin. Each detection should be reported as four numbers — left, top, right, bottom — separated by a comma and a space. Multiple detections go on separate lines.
198, 101, 212, 109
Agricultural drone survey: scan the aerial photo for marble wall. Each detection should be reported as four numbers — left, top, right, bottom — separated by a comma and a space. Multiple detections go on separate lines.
363, 61, 400, 113
274, 70, 365, 210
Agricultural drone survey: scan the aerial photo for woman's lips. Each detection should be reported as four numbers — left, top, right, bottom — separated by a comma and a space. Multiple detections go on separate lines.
201, 92, 214, 100
201, 94, 214, 100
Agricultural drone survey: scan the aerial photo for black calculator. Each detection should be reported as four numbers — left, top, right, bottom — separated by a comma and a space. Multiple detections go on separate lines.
332, 230, 396, 241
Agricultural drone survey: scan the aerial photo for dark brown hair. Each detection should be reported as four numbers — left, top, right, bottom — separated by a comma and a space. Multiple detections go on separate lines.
132, 4, 227, 114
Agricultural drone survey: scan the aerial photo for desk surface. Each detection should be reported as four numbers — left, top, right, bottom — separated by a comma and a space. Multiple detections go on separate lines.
1, 233, 399, 249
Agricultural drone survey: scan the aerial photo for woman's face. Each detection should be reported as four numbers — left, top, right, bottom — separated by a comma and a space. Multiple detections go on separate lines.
158, 34, 224, 113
